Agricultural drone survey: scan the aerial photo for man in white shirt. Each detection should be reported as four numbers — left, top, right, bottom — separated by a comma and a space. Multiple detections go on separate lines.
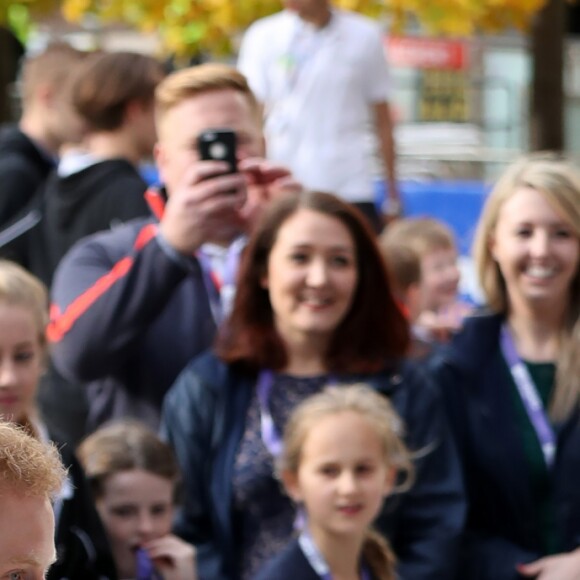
238, 0, 400, 232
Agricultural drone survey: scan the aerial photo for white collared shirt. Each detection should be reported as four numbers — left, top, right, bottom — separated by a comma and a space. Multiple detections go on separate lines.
238, 9, 391, 202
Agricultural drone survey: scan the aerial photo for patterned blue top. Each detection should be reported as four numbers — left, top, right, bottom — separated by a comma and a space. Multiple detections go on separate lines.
232, 373, 333, 580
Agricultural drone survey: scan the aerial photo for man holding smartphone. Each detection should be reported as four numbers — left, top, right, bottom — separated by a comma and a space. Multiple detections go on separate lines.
48, 63, 301, 433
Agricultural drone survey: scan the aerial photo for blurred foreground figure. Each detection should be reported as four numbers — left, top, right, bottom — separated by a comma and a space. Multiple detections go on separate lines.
0, 421, 66, 580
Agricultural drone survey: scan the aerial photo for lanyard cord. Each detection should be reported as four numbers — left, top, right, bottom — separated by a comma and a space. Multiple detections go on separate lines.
256, 370, 337, 458
500, 324, 557, 469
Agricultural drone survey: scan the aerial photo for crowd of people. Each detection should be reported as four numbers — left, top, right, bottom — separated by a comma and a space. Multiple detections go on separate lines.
0, 0, 579, 579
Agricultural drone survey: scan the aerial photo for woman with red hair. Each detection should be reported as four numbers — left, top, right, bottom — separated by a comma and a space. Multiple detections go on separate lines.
162, 191, 464, 580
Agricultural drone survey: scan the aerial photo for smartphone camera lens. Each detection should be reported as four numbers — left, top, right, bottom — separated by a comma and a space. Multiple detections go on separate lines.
209, 142, 227, 160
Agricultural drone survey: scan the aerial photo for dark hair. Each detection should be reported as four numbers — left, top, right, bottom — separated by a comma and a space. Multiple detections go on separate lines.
216, 191, 409, 373
72, 51, 165, 132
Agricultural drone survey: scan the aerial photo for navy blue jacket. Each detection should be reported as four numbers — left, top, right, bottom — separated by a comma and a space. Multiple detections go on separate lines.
430, 313, 580, 580
49, 212, 216, 432
50, 437, 117, 580
161, 352, 465, 580
254, 538, 378, 580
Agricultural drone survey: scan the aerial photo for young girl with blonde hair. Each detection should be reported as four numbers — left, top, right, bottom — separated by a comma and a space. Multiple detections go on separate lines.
256, 384, 413, 580
0, 259, 116, 579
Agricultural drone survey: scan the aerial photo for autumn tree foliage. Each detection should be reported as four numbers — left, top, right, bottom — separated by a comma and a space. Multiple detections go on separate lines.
1, 0, 563, 149
388, 0, 548, 35
2, 0, 551, 57
57, 0, 549, 54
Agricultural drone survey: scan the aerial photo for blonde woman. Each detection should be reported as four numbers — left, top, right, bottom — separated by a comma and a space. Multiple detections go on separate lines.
432, 155, 580, 580
0, 260, 116, 579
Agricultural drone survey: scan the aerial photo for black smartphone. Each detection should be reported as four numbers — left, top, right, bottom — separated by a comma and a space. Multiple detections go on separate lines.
197, 129, 238, 175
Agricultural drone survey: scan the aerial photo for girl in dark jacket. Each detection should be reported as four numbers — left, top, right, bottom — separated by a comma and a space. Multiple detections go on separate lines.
255, 384, 414, 580
161, 191, 465, 580
431, 155, 580, 580
0, 259, 116, 579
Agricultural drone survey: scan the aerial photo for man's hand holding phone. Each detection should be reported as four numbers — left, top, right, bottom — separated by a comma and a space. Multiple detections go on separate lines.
159, 161, 247, 256
159, 127, 301, 255
196, 129, 302, 219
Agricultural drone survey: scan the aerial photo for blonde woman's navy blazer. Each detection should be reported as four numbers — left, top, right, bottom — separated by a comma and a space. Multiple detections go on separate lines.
431, 312, 580, 580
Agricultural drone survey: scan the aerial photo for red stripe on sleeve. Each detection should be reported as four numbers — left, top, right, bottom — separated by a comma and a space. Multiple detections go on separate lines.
47, 225, 158, 344
144, 189, 165, 220
135, 223, 157, 250
47, 256, 134, 343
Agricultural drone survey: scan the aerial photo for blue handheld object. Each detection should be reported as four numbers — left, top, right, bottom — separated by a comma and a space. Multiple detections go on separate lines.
135, 547, 156, 580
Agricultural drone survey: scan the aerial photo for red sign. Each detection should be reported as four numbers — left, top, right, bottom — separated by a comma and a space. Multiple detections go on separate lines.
385, 37, 468, 70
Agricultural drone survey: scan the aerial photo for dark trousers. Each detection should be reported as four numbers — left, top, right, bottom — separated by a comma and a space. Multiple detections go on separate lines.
351, 201, 383, 234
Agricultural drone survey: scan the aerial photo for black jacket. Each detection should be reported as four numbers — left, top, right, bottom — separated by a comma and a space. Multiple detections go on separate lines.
2, 158, 150, 287
49, 210, 216, 433
0, 159, 152, 446
38, 158, 150, 285
430, 312, 580, 580
161, 352, 466, 580
49, 439, 117, 580
254, 538, 378, 580
0, 124, 54, 226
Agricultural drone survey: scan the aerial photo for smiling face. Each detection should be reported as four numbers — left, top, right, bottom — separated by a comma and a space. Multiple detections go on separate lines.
0, 304, 44, 423
490, 186, 580, 314
262, 208, 358, 351
0, 488, 56, 580
283, 411, 393, 541
95, 469, 175, 579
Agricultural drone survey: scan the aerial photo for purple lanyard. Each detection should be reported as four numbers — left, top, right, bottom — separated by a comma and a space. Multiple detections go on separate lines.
500, 324, 556, 469
135, 548, 162, 580
299, 529, 372, 580
196, 240, 242, 326
256, 370, 337, 458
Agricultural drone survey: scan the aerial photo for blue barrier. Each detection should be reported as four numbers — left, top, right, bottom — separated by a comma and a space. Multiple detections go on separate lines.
142, 164, 490, 261
375, 179, 491, 256
142, 163, 491, 254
